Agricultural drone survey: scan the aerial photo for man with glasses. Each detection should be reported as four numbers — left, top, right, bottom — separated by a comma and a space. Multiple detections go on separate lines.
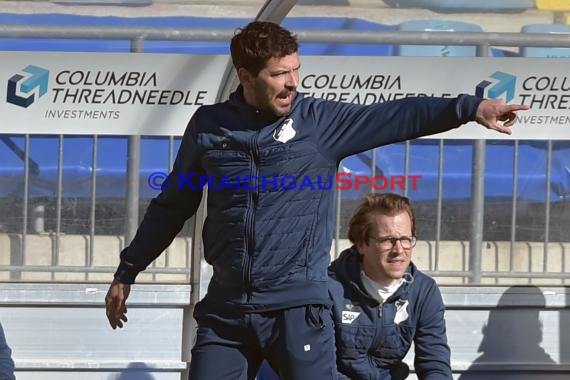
329, 193, 451, 380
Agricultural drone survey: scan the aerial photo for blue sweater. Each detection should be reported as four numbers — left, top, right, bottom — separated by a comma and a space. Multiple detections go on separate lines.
114, 87, 482, 312
328, 248, 452, 380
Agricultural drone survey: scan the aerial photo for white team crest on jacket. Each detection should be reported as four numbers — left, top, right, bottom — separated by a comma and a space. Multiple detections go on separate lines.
341, 310, 360, 324
394, 299, 409, 325
273, 118, 296, 143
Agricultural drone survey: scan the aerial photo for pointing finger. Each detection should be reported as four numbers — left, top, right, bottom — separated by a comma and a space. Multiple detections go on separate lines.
504, 104, 530, 112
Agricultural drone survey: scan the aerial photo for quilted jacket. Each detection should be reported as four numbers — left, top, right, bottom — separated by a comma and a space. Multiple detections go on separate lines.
114, 87, 482, 312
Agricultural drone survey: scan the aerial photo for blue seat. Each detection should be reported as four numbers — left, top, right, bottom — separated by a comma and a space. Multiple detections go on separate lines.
383, 0, 534, 13
396, 20, 483, 56
520, 24, 570, 57
395, 19, 516, 58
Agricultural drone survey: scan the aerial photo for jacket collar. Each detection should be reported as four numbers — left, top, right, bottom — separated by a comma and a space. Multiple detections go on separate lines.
228, 85, 304, 126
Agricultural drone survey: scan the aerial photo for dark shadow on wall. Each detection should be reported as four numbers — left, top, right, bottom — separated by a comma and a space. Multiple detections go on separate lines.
457, 286, 555, 380
109, 362, 156, 380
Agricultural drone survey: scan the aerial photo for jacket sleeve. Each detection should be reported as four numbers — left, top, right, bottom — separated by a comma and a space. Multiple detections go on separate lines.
413, 280, 453, 380
0, 323, 15, 380
114, 114, 205, 284
311, 94, 483, 161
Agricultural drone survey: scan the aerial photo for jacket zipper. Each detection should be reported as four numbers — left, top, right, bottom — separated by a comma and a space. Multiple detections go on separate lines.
378, 284, 408, 319
243, 131, 260, 303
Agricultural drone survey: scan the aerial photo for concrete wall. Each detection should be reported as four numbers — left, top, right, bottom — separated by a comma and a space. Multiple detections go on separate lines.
1, 284, 568, 379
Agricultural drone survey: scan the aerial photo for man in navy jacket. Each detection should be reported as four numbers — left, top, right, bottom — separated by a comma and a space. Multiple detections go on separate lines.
0, 323, 15, 380
329, 193, 452, 380
105, 21, 527, 380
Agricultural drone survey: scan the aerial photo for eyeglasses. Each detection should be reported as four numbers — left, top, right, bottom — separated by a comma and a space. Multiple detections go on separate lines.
370, 236, 417, 250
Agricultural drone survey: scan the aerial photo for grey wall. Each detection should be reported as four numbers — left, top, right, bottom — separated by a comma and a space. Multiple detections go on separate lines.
1, 284, 568, 379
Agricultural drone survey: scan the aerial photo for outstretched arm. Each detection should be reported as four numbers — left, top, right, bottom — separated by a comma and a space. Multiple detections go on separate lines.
475, 99, 529, 135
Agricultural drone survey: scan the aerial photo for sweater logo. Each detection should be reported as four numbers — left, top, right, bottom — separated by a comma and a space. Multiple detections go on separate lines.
341, 310, 360, 324
273, 118, 296, 143
394, 299, 409, 325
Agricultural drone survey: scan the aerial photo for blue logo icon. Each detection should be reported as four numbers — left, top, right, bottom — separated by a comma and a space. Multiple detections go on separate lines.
476, 71, 516, 103
7, 65, 50, 108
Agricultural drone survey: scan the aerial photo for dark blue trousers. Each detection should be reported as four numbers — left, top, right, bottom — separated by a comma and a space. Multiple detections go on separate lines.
189, 299, 337, 380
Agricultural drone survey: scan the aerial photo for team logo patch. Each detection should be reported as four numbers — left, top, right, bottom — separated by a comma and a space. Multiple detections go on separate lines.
273, 118, 296, 143
341, 310, 360, 324
394, 299, 409, 325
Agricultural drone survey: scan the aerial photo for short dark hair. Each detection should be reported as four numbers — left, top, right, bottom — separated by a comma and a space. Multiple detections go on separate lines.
230, 21, 299, 76
348, 193, 416, 245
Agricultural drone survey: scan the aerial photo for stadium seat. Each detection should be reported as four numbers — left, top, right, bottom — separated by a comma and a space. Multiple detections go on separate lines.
535, 0, 570, 11
395, 19, 516, 57
520, 24, 570, 57
395, 20, 483, 56
383, 0, 534, 13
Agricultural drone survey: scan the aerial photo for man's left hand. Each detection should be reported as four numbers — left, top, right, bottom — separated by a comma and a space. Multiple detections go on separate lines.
475, 99, 530, 135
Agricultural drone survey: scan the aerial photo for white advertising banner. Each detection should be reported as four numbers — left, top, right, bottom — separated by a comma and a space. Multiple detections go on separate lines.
1, 51, 228, 136
1, 52, 569, 139
300, 56, 570, 140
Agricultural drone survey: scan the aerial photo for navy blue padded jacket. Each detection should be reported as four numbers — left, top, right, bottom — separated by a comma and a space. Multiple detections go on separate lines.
114, 87, 482, 312
328, 248, 452, 380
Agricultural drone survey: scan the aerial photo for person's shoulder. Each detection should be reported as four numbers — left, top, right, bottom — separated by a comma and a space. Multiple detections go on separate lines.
328, 248, 356, 272
418, 271, 438, 285
185, 101, 234, 131
194, 100, 232, 117
327, 264, 341, 283
328, 248, 359, 291
409, 264, 440, 291
327, 269, 345, 298
293, 92, 339, 112
327, 252, 349, 284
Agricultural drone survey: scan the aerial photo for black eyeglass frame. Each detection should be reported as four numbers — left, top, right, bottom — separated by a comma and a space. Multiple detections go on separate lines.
370, 235, 417, 250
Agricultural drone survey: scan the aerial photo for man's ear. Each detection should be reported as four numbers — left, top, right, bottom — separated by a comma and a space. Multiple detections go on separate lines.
237, 67, 254, 88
